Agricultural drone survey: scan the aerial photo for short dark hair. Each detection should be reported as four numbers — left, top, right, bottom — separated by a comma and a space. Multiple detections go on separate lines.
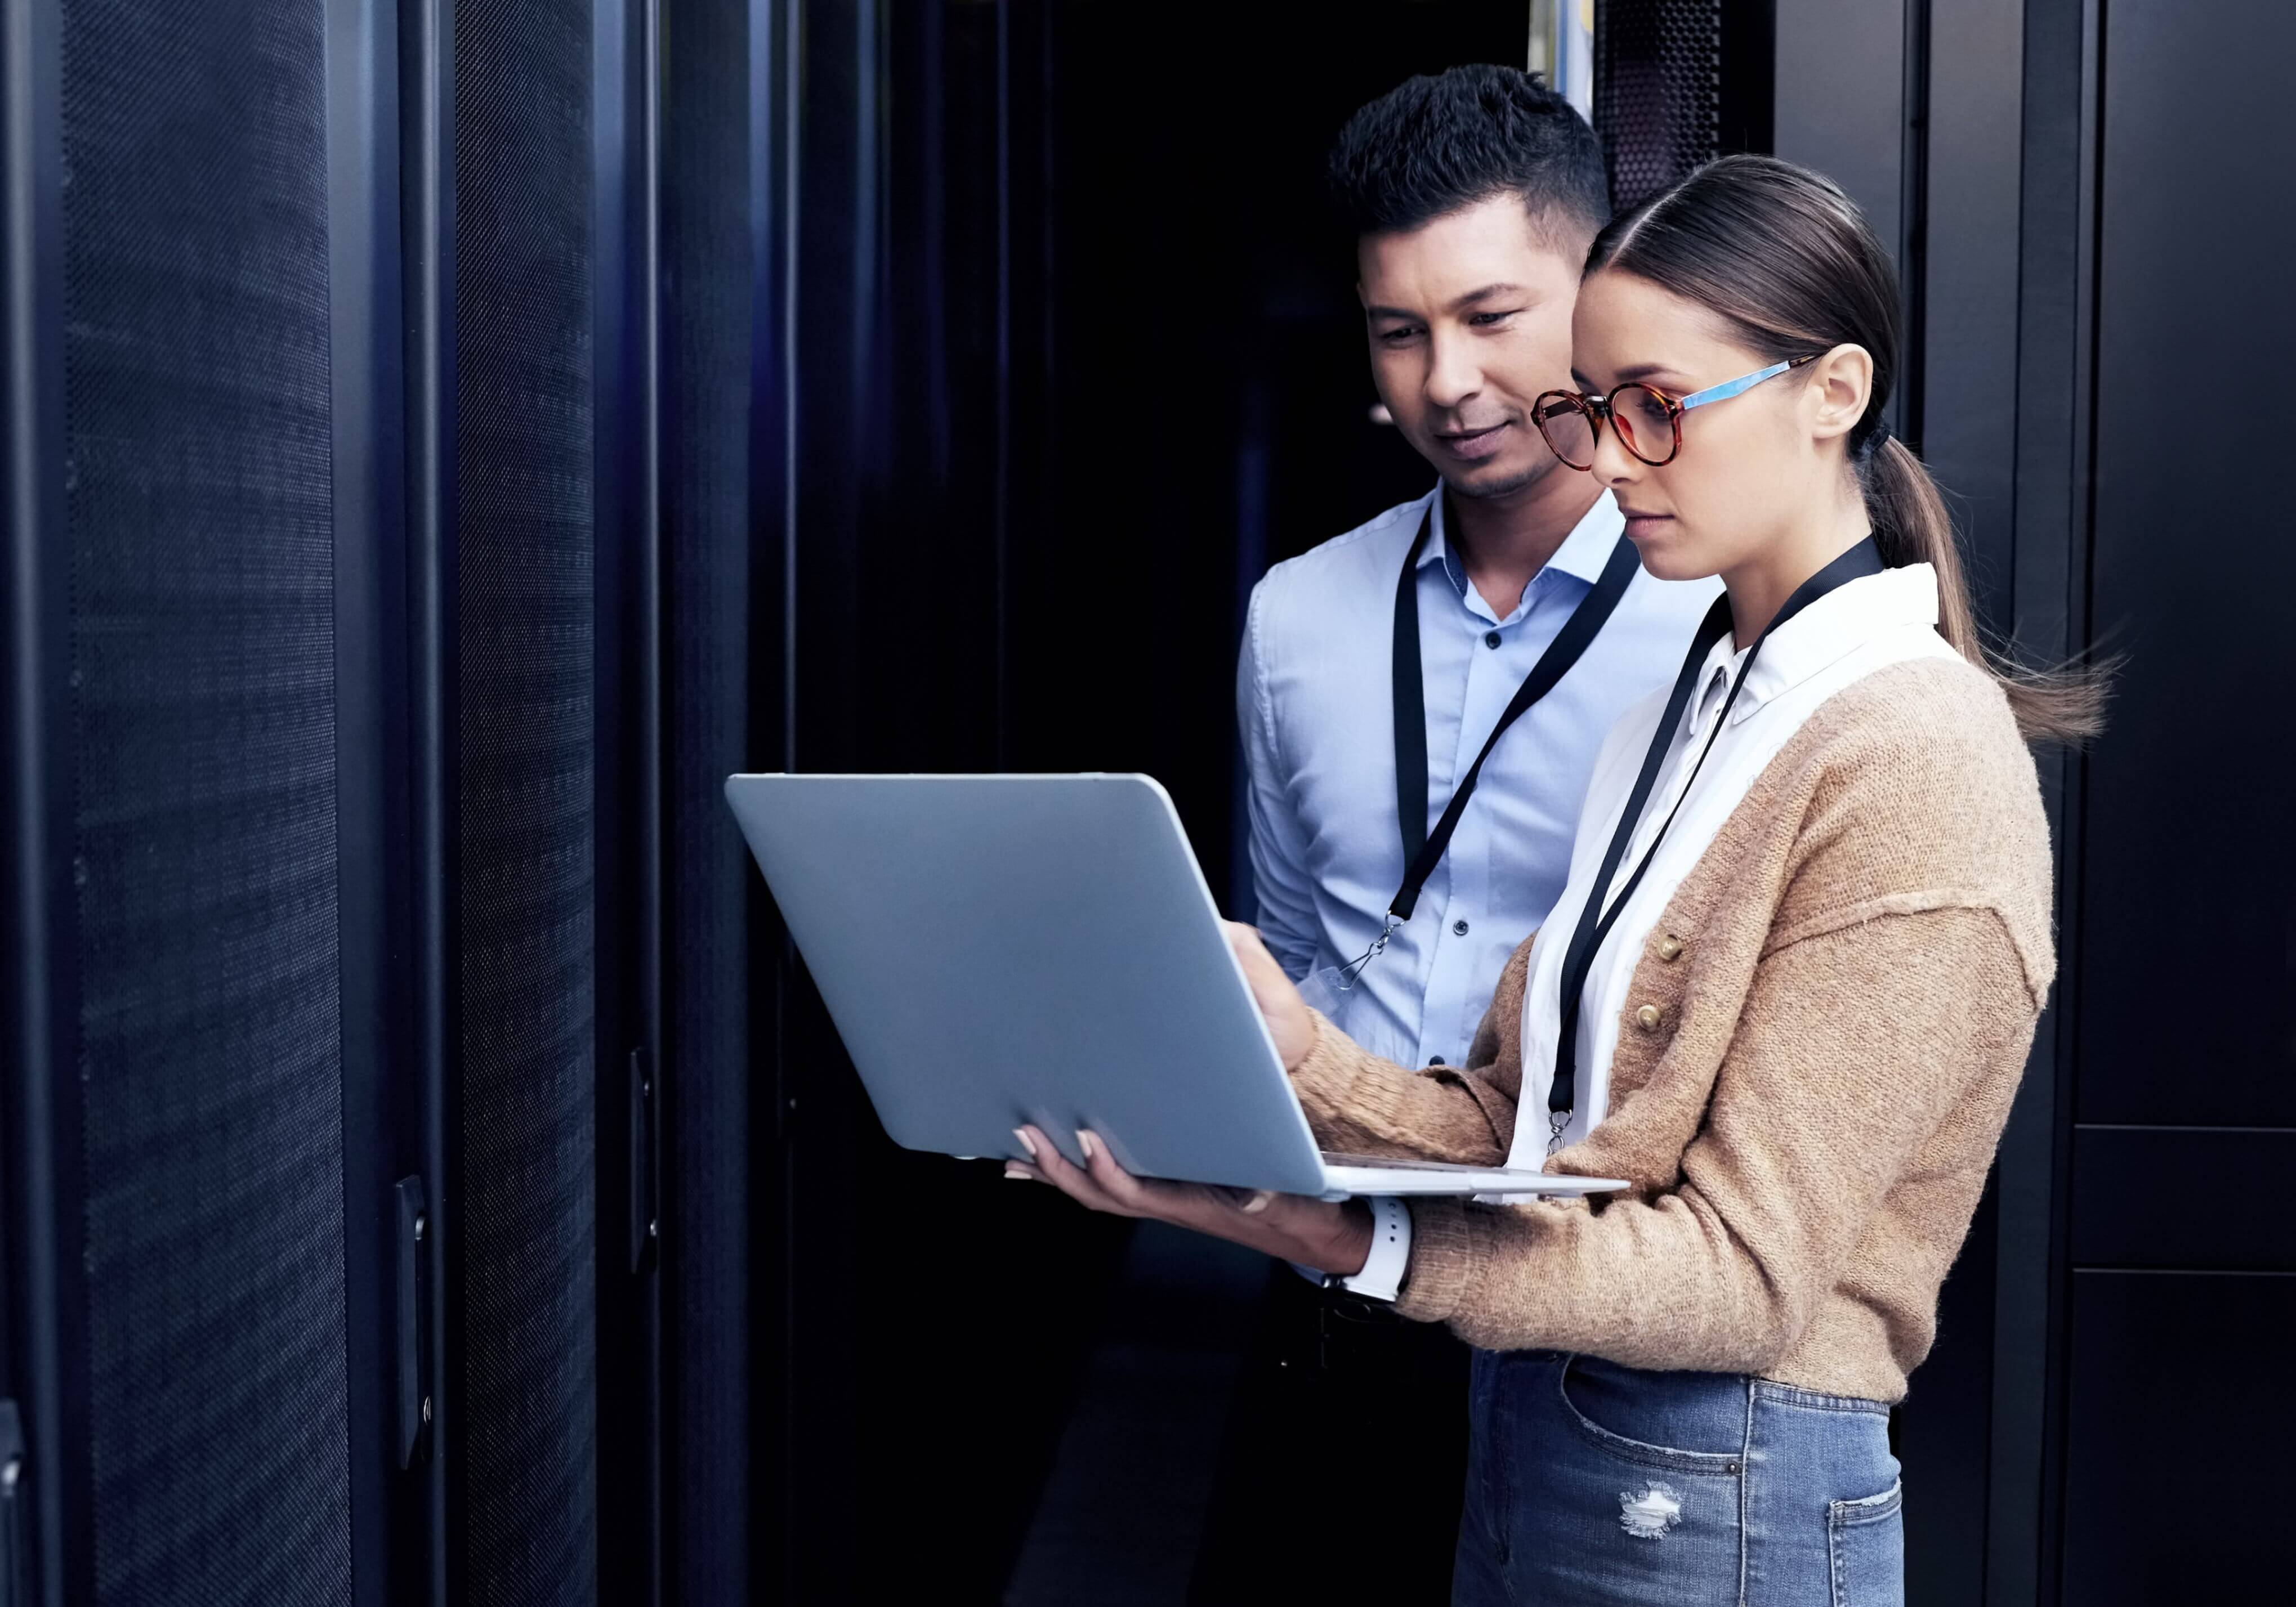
1327, 64, 1610, 247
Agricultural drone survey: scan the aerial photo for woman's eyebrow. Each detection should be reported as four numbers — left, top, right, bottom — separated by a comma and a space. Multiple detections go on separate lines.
1570, 360, 1690, 389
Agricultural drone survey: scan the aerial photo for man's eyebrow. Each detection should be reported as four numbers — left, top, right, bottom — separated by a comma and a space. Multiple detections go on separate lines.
1364, 283, 1533, 322
1448, 282, 1529, 310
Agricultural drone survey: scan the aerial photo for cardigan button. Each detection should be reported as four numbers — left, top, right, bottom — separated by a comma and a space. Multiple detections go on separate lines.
1657, 934, 1684, 962
1634, 1003, 1665, 1033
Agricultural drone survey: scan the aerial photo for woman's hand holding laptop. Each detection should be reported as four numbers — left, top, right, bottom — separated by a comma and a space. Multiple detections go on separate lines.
1220, 921, 1315, 1072
1003, 921, 1373, 1277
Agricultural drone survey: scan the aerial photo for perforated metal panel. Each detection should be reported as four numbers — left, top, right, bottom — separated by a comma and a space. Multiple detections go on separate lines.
660, 0, 753, 1595
452, 0, 600, 1599
59, 1, 354, 1602
1595, 0, 1723, 213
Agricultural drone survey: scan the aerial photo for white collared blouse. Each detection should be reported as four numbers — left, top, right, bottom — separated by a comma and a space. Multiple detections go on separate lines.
1503, 560, 1960, 1170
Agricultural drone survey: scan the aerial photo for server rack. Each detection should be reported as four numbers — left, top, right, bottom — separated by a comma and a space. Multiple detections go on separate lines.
1, 0, 716, 1600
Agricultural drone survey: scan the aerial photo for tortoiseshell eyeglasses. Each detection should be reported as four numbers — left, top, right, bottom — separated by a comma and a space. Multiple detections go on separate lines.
1531, 355, 1819, 471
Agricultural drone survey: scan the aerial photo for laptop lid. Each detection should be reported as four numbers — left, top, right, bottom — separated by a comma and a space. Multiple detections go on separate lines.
723, 773, 1332, 1195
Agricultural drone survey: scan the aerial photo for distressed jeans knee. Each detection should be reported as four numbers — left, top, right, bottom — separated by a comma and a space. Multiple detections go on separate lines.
1452, 1353, 1901, 1607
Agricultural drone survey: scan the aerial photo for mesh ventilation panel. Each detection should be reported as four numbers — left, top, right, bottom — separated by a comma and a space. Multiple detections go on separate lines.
1595, 0, 1723, 214
452, 0, 600, 1601
660, 0, 753, 1593
60, 0, 354, 1601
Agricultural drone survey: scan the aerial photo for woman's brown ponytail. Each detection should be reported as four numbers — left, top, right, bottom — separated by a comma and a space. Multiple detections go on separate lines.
1588, 155, 2109, 744
1861, 435, 2105, 742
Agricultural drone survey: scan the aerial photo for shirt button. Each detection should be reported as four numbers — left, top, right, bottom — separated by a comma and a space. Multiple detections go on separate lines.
1453, 919, 1470, 936
1428, 1055, 1446, 1067
1484, 630, 1502, 650
1657, 934, 1684, 962
1634, 1003, 1665, 1033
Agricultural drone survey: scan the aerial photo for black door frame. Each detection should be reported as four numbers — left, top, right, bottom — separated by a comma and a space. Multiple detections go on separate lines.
1771, 2, 2106, 1600
0, 0, 86, 1600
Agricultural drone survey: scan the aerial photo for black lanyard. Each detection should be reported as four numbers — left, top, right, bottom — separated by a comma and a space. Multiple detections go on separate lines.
1384, 499, 1641, 930
1543, 536, 1886, 1144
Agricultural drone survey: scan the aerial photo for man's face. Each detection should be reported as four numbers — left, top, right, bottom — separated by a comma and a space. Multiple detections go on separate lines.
1357, 195, 1585, 500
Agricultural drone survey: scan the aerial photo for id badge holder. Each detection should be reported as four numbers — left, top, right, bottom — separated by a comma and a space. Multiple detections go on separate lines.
1295, 911, 1399, 1044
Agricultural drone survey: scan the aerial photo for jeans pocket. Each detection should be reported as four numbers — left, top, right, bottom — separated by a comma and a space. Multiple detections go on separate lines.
1826, 1479, 1905, 1607
1555, 1355, 1745, 1478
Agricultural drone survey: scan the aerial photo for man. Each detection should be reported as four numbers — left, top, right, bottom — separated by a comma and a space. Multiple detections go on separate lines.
1189, 65, 1718, 1601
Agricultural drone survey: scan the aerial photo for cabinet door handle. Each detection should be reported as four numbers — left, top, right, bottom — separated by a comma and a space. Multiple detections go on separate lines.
1, 1398, 26, 1607
630, 1048, 659, 1275
394, 1177, 434, 1468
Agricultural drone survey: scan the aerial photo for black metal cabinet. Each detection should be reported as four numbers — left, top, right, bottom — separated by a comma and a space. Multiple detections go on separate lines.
1775, 1, 2295, 1602
2057, 2, 2296, 1600
2, 0, 685, 1600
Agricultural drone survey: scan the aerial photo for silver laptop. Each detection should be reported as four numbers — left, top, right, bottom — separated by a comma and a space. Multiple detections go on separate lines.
723, 772, 1625, 1202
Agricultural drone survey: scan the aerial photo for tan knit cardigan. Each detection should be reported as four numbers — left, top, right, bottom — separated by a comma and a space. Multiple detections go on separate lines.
1289, 656, 2056, 1403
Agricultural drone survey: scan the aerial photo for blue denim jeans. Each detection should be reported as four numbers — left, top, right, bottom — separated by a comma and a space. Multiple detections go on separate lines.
1453, 1349, 1904, 1607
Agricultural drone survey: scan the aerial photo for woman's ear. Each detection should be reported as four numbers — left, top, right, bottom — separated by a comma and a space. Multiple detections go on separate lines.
1804, 343, 1874, 447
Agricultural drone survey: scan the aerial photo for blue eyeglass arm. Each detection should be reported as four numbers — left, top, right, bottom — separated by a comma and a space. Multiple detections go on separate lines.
1675, 356, 1809, 413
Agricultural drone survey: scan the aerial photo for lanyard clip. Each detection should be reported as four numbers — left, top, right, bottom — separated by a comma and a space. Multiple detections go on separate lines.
1545, 1107, 1573, 1158
1335, 912, 1401, 993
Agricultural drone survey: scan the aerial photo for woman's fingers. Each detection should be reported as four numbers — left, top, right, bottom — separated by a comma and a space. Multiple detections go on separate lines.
1221, 922, 1316, 1071
1076, 1135, 1296, 1238
1222, 922, 1286, 997
1016, 1125, 1230, 1229
1009, 1125, 1303, 1253
1066, 1129, 1190, 1219
1015, 1125, 1135, 1217
1075, 1130, 1159, 1211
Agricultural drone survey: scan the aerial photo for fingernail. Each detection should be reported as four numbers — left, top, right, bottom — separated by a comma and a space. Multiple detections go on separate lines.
1241, 1190, 1274, 1214
1004, 1165, 1032, 1181
1078, 1131, 1100, 1162
1013, 1128, 1038, 1160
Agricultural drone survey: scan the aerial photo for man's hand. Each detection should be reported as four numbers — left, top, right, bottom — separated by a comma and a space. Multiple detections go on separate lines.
1223, 921, 1315, 1072
1006, 1124, 1374, 1278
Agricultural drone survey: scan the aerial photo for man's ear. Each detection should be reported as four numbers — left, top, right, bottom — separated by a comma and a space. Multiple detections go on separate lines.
1805, 343, 1874, 447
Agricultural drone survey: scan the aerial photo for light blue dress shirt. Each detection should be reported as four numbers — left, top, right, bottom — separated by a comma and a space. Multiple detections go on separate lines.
1238, 485, 1720, 1075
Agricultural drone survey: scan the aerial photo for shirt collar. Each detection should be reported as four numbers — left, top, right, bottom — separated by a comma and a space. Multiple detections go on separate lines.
1544, 489, 1626, 584
1413, 486, 1450, 572
1417, 485, 1624, 590
1694, 561, 1942, 728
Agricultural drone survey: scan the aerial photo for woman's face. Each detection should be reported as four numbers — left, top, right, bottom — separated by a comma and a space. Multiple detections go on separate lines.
1567, 267, 1866, 582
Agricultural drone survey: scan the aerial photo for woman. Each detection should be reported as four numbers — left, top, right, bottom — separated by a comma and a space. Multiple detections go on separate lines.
1006, 155, 2100, 1606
